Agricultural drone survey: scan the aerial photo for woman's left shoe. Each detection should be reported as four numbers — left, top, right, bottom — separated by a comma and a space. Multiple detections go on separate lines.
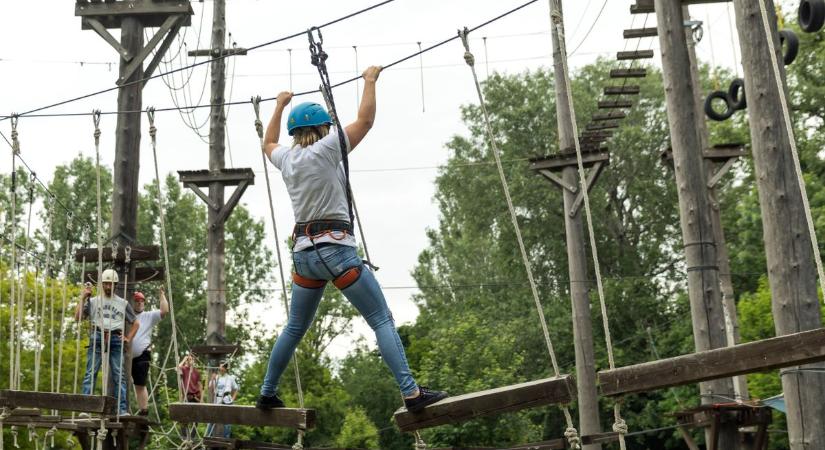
256, 393, 286, 410
404, 386, 448, 413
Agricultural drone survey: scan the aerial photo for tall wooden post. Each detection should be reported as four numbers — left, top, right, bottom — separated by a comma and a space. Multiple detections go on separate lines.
548, 3, 602, 446
683, 7, 749, 404
731, 0, 825, 447
653, 1, 738, 448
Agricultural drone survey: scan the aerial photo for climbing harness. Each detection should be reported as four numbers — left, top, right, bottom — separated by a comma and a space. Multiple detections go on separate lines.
458, 27, 582, 449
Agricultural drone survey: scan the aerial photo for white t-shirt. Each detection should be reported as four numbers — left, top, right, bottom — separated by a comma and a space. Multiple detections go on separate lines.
83, 295, 135, 331
269, 131, 357, 252
132, 310, 162, 356
213, 374, 239, 404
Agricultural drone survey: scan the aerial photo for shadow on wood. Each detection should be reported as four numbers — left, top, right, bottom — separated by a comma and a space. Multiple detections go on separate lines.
393, 376, 576, 432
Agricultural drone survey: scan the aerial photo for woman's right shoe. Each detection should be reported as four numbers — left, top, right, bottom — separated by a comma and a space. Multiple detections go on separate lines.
404, 386, 448, 413
255, 393, 285, 410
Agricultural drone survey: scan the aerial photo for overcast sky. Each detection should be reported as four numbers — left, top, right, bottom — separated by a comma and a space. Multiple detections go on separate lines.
0, 0, 744, 359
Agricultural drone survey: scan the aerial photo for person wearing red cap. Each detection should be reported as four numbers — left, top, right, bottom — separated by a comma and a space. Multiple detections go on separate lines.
131, 288, 169, 415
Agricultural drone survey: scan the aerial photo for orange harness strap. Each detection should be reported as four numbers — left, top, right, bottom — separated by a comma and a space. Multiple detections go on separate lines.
292, 272, 327, 289
333, 266, 361, 290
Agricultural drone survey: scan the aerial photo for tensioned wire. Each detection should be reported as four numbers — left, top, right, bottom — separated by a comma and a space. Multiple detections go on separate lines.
4, 0, 542, 119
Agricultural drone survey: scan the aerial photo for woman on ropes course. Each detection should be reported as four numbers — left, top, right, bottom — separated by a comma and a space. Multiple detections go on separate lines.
255, 65, 447, 413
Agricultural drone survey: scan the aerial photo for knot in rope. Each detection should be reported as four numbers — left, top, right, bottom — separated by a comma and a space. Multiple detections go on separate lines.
96, 428, 108, 442
463, 51, 475, 67
11, 425, 18, 448
612, 417, 628, 435
414, 431, 427, 450
457, 28, 476, 67
111, 430, 118, 447
10, 115, 20, 155
111, 241, 119, 264
26, 424, 35, 442
92, 110, 102, 142
291, 442, 304, 450
147, 108, 157, 139
564, 427, 581, 449
251, 96, 265, 139
124, 246, 132, 264
181, 439, 194, 450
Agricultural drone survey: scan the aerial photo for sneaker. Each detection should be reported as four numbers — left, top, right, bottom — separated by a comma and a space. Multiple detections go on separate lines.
256, 393, 285, 410
404, 386, 448, 413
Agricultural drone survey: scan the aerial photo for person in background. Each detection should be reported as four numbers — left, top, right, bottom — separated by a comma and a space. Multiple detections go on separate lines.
131, 288, 169, 415
206, 362, 239, 438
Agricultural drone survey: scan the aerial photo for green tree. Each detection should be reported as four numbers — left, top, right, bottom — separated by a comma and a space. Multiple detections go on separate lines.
336, 406, 380, 449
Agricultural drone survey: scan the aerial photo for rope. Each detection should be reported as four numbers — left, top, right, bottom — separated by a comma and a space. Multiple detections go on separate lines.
56, 215, 74, 396
91, 110, 105, 398
457, 28, 580, 449
115, 246, 131, 419
547, 1, 627, 446
755, 0, 825, 302
252, 98, 307, 447
73, 250, 88, 420
147, 108, 185, 402
35, 199, 56, 392
7, 120, 18, 388
417, 42, 426, 112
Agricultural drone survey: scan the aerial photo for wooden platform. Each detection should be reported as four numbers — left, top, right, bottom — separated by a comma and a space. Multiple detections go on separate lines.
169, 404, 316, 430
672, 404, 771, 450
202, 437, 364, 450
76, 0, 193, 29
189, 344, 241, 356
599, 327, 825, 396
75, 245, 159, 263
0, 390, 116, 415
393, 376, 576, 432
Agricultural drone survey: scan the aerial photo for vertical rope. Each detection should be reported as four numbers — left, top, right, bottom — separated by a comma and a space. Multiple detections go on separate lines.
353, 45, 361, 107
755, 0, 825, 302
252, 97, 306, 448
56, 215, 73, 398
548, 0, 628, 445
457, 29, 580, 449
483, 36, 491, 78
91, 110, 105, 400
16, 172, 36, 390
73, 252, 87, 421
115, 246, 131, 419
36, 199, 56, 392
7, 117, 19, 389
147, 109, 186, 403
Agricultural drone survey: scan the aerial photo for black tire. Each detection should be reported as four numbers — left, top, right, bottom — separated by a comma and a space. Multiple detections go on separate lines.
727, 78, 747, 111
780, 29, 800, 65
799, 0, 825, 33
705, 91, 735, 122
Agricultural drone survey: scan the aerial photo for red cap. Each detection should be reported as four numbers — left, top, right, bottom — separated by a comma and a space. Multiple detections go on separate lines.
134, 291, 146, 302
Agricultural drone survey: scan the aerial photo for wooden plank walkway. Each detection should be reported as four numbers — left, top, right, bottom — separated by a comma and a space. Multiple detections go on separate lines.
169, 404, 316, 430
0, 391, 116, 415
394, 376, 576, 432
599, 327, 825, 396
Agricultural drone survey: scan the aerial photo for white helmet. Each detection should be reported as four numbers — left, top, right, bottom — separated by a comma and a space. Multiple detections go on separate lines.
101, 269, 119, 284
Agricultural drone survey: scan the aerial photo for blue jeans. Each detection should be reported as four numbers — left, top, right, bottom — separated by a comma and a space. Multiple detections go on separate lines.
81, 331, 129, 415
206, 423, 231, 438
261, 244, 417, 397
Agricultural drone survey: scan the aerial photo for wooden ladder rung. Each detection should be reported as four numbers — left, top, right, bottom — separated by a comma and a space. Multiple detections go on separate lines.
598, 100, 633, 109
624, 27, 658, 39
393, 375, 576, 432
604, 86, 641, 95
587, 122, 620, 131
592, 112, 627, 121
168, 404, 316, 430
0, 391, 116, 415
631, 3, 655, 14
617, 50, 655, 60
610, 68, 648, 78
599, 327, 825, 397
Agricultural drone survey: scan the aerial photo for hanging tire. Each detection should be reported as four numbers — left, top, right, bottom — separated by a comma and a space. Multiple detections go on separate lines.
780, 29, 800, 65
705, 91, 735, 121
727, 78, 747, 111
799, 0, 825, 33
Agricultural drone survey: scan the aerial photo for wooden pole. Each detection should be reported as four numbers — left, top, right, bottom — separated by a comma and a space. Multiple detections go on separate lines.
731, 0, 825, 447
548, 3, 602, 447
683, 7, 749, 404
653, 1, 738, 448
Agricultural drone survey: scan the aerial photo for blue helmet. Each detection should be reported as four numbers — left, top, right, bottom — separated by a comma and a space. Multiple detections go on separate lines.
287, 102, 333, 136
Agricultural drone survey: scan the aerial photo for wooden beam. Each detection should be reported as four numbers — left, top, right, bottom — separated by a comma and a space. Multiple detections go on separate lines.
598, 327, 825, 396
624, 27, 658, 39
189, 344, 241, 356
168, 404, 315, 430
178, 168, 255, 188
530, 150, 610, 172
604, 86, 641, 95
610, 68, 648, 78
76, 0, 193, 29
598, 100, 633, 109
617, 50, 655, 60
0, 391, 115, 415
74, 245, 159, 263
393, 375, 576, 432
